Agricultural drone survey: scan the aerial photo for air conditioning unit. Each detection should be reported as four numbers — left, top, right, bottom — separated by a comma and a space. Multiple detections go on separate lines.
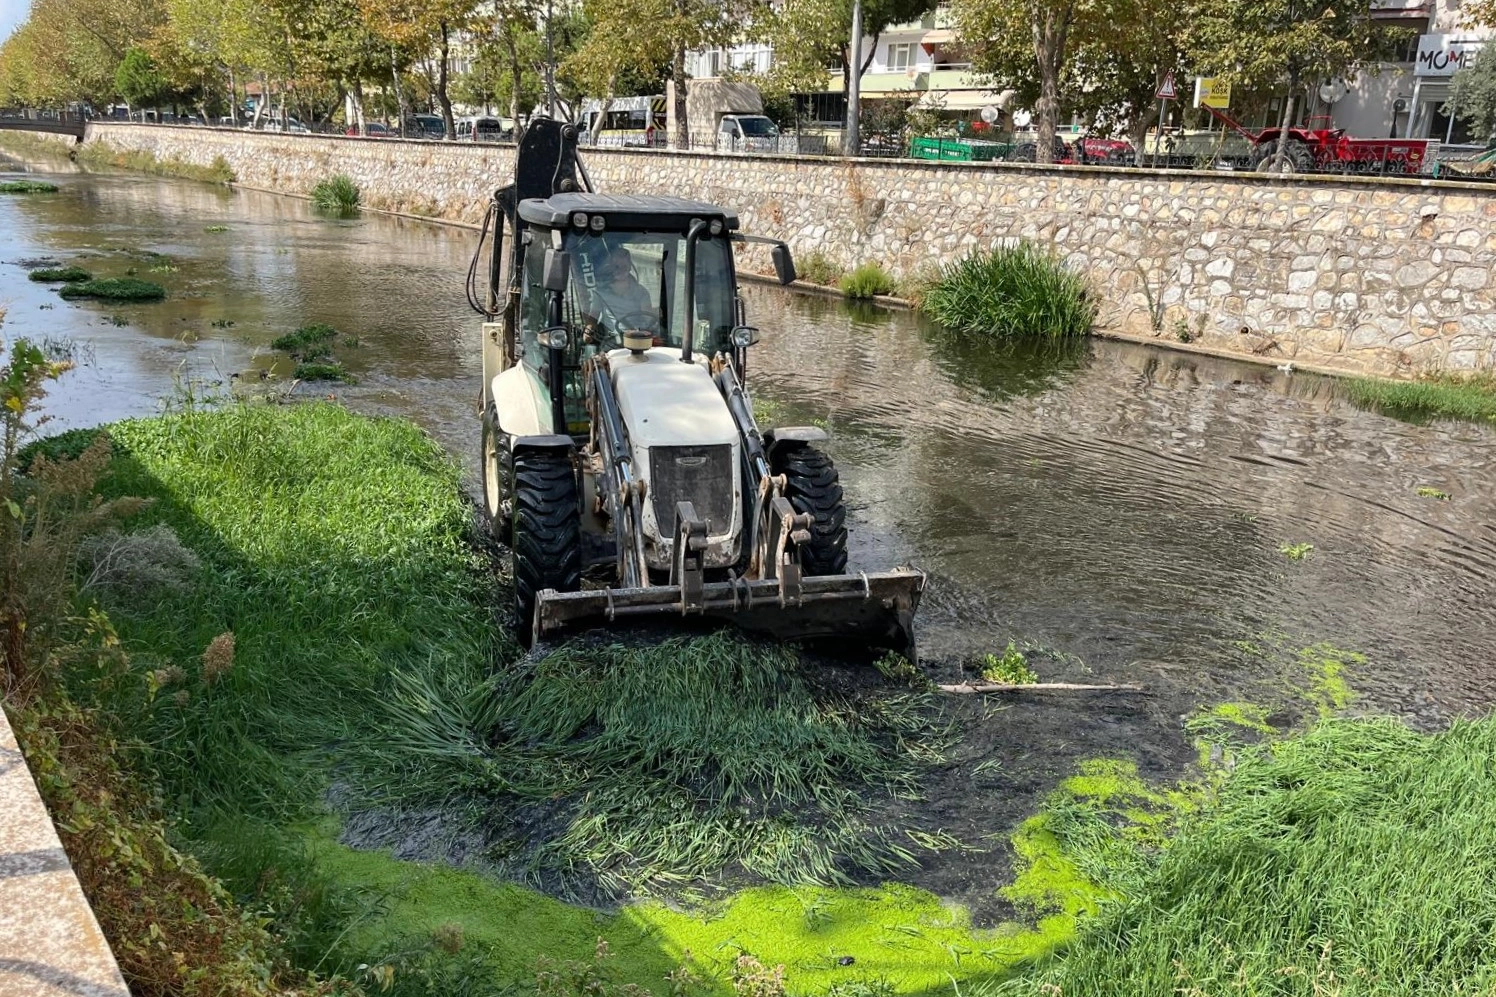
1393, 97, 1411, 113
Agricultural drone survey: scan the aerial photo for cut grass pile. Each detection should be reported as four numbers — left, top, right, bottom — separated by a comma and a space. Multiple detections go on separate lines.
921, 242, 1095, 340
997, 718, 1496, 996
366, 634, 953, 895
0, 178, 60, 193
28, 265, 93, 282
310, 173, 361, 214
57, 277, 166, 301
1346, 370, 1496, 424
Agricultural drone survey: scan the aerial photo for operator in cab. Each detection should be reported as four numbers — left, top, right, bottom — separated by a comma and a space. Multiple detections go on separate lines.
583, 246, 659, 348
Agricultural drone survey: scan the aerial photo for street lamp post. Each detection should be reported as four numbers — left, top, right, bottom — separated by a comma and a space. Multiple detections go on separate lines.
546, 0, 558, 118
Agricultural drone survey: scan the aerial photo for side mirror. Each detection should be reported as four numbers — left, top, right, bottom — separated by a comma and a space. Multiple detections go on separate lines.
730, 325, 760, 349
542, 248, 570, 292
771, 244, 796, 286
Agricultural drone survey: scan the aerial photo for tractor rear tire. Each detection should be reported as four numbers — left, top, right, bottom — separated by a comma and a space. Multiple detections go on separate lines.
773, 444, 849, 576
481, 407, 512, 544
1256, 140, 1313, 174
511, 447, 581, 645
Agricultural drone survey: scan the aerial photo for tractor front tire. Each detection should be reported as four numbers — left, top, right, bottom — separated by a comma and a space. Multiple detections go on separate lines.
481, 407, 512, 544
773, 445, 849, 576
510, 447, 581, 645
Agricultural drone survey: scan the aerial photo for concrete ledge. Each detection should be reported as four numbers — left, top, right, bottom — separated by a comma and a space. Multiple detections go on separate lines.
0, 706, 128, 997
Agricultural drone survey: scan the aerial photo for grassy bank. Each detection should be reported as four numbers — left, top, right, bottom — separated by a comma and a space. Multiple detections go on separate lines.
11, 386, 1496, 995
996, 717, 1496, 995
1346, 370, 1496, 424
76, 140, 235, 184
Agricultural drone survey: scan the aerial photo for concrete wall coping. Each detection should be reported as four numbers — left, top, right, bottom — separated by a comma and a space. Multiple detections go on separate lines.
80, 121, 1496, 197
0, 705, 129, 997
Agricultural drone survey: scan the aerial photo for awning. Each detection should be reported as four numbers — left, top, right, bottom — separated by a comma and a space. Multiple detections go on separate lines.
919, 29, 955, 44
1370, 0, 1430, 19
916, 88, 1014, 111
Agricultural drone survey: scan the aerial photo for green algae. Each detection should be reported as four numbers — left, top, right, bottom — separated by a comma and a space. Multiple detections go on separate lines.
1296, 641, 1361, 718
303, 828, 1028, 996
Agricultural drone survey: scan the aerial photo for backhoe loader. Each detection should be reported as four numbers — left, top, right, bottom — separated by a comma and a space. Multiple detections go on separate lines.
469, 118, 924, 655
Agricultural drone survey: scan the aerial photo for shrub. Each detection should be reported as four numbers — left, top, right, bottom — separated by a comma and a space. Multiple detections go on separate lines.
797, 250, 843, 287
921, 241, 1096, 339
0, 179, 60, 193
57, 278, 167, 302
840, 262, 897, 299
28, 266, 93, 283
78, 524, 201, 604
310, 174, 360, 214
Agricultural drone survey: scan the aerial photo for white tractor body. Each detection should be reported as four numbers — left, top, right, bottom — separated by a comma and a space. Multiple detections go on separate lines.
609, 348, 742, 570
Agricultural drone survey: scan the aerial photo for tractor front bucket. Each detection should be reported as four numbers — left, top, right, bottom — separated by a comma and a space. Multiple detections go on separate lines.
534, 568, 926, 658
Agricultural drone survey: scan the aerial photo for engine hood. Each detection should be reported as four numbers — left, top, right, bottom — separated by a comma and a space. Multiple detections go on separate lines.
610, 348, 738, 449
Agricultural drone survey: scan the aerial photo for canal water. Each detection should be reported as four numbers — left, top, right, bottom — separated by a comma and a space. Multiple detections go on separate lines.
5, 150, 1496, 900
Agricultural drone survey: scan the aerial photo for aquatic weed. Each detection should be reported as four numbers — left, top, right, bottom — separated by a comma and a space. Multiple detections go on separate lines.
1416, 486, 1451, 500
0, 179, 60, 193
1345, 371, 1496, 425
28, 266, 93, 283
840, 262, 896, 300
1279, 542, 1314, 561
310, 174, 361, 215
921, 242, 1095, 340
58, 278, 166, 302
980, 642, 1038, 684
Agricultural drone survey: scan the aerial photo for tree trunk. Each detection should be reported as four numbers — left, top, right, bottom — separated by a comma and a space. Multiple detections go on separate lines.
228, 66, 239, 126
1272, 68, 1301, 169
251, 74, 267, 128
391, 46, 408, 137
437, 22, 456, 139
502, 23, 522, 137
352, 79, 366, 135
670, 44, 688, 148
1130, 89, 1155, 167
1030, 3, 1073, 166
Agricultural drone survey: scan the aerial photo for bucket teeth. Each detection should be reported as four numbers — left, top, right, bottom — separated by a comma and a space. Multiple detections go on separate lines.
535, 568, 925, 658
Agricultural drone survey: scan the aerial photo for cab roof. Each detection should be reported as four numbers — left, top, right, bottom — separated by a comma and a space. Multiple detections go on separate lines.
518, 193, 739, 232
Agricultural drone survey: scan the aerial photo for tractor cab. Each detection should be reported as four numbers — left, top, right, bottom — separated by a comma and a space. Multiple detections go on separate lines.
509, 193, 792, 439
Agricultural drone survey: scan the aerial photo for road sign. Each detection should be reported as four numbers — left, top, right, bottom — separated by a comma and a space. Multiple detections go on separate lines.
1155, 71, 1177, 101
1193, 76, 1232, 109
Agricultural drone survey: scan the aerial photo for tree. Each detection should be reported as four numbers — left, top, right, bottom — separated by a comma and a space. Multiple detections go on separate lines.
114, 47, 165, 108
1187, 0, 1381, 168
360, 0, 481, 138
751, 0, 939, 107
950, 0, 1111, 163
1445, 53, 1496, 142
565, 0, 737, 145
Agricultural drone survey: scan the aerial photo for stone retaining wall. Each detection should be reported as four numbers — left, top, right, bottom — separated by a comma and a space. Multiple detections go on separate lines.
61, 123, 1496, 374
0, 707, 129, 997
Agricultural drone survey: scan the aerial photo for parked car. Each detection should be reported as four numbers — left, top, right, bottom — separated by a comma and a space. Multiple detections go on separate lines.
408, 114, 446, 139
456, 116, 511, 142
1006, 136, 1072, 163
716, 114, 781, 153
346, 122, 391, 138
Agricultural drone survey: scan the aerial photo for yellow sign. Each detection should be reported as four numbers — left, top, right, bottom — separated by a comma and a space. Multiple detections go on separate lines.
1194, 77, 1232, 109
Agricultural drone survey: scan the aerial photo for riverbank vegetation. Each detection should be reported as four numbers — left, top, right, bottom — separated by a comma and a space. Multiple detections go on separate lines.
1346, 370, 1496, 424
839, 262, 896, 300
921, 243, 1095, 340
311, 174, 361, 215
75, 142, 235, 185
0, 178, 60, 193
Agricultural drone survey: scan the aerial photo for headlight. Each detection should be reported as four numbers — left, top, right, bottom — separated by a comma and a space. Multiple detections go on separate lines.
571, 211, 588, 229
538, 326, 569, 350
589, 214, 606, 232
709, 218, 724, 236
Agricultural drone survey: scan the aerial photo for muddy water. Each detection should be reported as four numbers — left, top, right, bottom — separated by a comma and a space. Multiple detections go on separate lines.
5, 148, 1496, 910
